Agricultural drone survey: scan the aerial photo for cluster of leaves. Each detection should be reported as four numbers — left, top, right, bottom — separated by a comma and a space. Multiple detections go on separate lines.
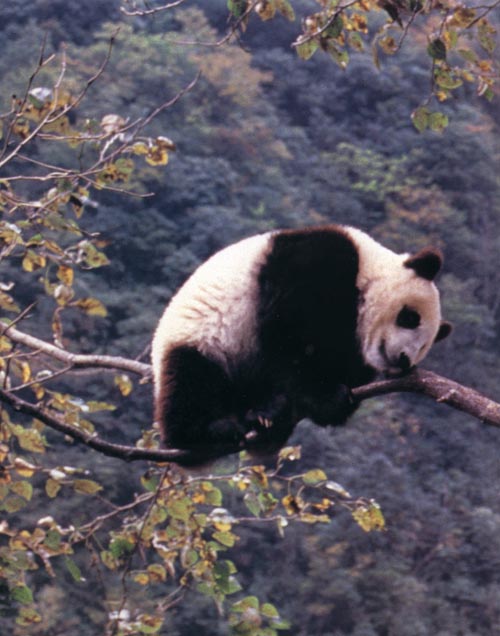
226, 0, 498, 132
0, 42, 182, 351
0, 435, 384, 632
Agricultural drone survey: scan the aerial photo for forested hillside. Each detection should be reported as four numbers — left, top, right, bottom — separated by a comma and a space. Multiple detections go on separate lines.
1, 1, 499, 634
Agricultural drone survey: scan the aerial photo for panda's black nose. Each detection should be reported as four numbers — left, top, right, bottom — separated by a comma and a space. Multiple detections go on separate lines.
398, 352, 411, 372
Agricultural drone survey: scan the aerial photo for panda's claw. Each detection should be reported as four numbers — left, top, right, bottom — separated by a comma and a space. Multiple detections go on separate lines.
257, 415, 273, 429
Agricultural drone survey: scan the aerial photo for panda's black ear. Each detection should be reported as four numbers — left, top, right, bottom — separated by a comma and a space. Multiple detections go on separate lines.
404, 248, 443, 281
435, 321, 452, 343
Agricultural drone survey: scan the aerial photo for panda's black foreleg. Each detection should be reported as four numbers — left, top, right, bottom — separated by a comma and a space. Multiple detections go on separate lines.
159, 346, 248, 463
297, 383, 359, 427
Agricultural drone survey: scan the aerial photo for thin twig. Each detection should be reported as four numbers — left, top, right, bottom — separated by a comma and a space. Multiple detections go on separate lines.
120, 0, 187, 17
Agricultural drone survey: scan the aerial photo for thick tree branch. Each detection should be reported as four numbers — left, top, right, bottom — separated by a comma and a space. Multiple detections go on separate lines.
2, 324, 151, 377
0, 363, 499, 464
352, 369, 500, 428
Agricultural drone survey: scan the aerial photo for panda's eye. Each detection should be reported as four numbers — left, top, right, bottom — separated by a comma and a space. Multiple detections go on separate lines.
396, 306, 421, 329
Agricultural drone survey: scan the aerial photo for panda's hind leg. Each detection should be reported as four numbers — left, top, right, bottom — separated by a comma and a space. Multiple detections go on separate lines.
157, 346, 247, 461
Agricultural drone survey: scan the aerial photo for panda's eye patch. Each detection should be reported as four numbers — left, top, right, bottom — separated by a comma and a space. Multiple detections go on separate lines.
396, 306, 421, 329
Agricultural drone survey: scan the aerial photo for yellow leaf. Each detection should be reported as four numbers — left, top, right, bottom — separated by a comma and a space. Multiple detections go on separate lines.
20, 363, 30, 384
131, 141, 149, 155
10, 480, 33, 501
213, 520, 232, 532
73, 479, 103, 495
14, 458, 36, 478
133, 572, 150, 585
352, 500, 386, 532
46, 478, 61, 498
145, 145, 169, 166
147, 563, 167, 583
12, 426, 46, 453
0, 291, 20, 313
255, 1, 276, 20
73, 297, 107, 317
192, 492, 206, 504
114, 374, 133, 396
302, 469, 327, 485
22, 250, 46, 272
57, 265, 74, 286
0, 443, 9, 462
282, 494, 302, 515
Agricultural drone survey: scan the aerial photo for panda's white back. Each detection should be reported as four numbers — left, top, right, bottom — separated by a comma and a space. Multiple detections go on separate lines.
151, 232, 273, 389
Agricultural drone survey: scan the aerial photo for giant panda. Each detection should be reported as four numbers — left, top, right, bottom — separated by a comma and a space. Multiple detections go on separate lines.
152, 225, 452, 464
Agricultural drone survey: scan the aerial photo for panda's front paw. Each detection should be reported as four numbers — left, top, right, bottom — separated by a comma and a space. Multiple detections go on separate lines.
245, 393, 287, 426
301, 384, 358, 426
207, 417, 248, 448
334, 384, 358, 420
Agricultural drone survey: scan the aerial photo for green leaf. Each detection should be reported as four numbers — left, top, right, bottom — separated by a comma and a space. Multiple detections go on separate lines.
15, 606, 42, 626
11, 584, 34, 605
325, 42, 349, 69
302, 469, 327, 485
73, 479, 103, 495
324, 15, 343, 39
295, 38, 319, 60
204, 484, 223, 506
258, 491, 278, 515
44, 529, 62, 551
429, 111, 449, 133
435, 69, 463, 90
276, 0, 295, 21
137, 614, 163, 634
213, 530, 237, 547
110, 537, 135, 559
478, 20, 497, 55
227, 0, 247, 18
3, 495, 28, 513
427, 38, 447, 60
65, 557, 83, 582
411, 106, 430, 133
261, 603, 280, 618
243, 493, 260, 517
167, 498, 192, 522
10, 480, 33, 501
141, 471, 160, 492
232, 596, 260, 612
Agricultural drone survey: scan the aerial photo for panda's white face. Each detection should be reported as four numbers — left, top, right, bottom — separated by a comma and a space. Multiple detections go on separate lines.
345, 227, 451, 377
360, 289, 443, 376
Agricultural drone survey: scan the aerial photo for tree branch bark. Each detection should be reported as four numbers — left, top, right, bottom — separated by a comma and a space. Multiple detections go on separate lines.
2, 324, 151, 377
352, 369, 500, 428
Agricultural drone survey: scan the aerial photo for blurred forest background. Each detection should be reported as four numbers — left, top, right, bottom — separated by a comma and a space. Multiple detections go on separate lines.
1, 0, 500, 634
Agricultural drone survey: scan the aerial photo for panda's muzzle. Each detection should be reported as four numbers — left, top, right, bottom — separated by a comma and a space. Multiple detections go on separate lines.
379, 342, 413, 377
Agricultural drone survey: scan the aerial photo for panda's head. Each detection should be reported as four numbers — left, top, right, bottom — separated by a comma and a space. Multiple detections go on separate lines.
351, 232, 452, 377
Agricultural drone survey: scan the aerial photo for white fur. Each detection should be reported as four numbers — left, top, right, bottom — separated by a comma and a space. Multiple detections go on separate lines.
344, 226, 442, 374
151, 232, 273, 393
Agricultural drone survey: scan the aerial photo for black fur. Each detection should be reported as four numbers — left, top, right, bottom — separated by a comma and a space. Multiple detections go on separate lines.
158, 226, 377, 464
